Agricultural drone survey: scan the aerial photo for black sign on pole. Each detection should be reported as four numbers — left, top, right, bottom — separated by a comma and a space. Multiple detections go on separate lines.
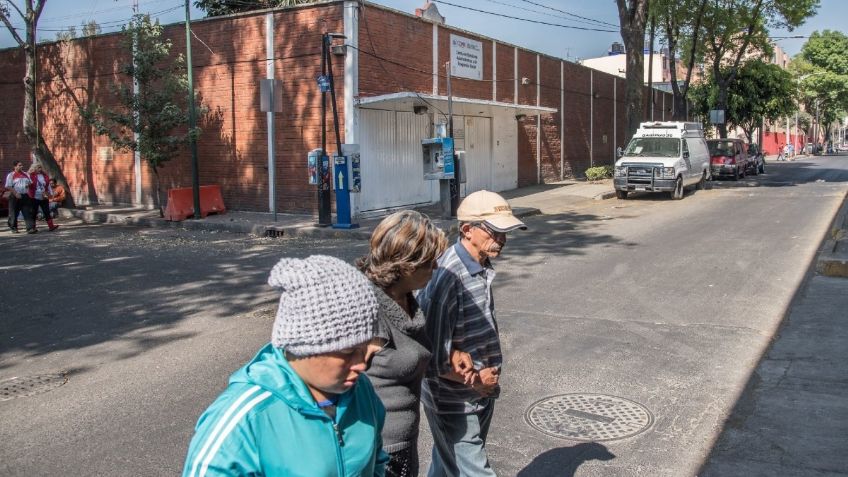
317, 34, 332, 227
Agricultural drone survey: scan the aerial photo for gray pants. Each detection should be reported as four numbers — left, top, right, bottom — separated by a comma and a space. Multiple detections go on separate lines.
425, 402, 497, 477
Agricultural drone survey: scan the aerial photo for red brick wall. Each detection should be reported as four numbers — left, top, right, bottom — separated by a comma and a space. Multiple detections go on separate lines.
0, 4, 343, 214
562, 62, 591, 178
1, 2, 656, 213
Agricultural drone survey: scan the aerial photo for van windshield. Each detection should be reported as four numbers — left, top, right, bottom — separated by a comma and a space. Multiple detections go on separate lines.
624, 138, 680, 157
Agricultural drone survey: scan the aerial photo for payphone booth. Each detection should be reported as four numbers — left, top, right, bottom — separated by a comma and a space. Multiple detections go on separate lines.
422, 137, 465, 219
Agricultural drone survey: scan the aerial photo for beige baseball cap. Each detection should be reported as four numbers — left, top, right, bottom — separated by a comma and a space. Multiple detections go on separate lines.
457, 190, 527, 232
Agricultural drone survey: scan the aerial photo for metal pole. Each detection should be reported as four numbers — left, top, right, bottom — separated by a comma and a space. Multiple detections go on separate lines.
446, 61, 458, 217
318, 34, 331, 226
647, 14, 655, 121
327, 40, 343, 157
185, 0, 201, 219
266, 13, 276, 221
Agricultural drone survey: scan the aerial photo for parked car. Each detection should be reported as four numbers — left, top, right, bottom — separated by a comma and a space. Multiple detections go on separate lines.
707, 138, 750, 180
614, 121, 711, 200
746, 143, 765, 175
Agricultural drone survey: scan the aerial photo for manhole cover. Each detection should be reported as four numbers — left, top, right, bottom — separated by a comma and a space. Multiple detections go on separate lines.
525, 393, 653, 442
0, 373, 68, 401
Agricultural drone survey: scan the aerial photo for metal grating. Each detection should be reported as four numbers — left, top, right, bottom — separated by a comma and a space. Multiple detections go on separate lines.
525, 393, 653, 442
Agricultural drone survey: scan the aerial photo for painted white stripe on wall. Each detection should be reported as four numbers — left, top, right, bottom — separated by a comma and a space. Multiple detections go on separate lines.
492, 40, 497, 101
536, 54, 540, 184
344, 1, 360, 219
590, 69, 594, 168
513, 47, 518, 105
199, 391, 273, 477
432, 24, 439, 95
189, 385, 262, 477
560, 61, 564, 180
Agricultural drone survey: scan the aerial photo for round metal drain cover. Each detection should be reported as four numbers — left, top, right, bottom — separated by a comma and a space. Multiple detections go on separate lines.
0, 373, 68, 401
525, 393, 653, 442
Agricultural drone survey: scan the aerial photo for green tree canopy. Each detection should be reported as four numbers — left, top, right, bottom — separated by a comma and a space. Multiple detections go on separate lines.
691, 59, 797, 142
81, 14, 203, 215
793, 30, 848, 142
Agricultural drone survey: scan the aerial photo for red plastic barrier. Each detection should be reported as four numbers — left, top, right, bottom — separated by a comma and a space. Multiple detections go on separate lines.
164, 185, 227, 221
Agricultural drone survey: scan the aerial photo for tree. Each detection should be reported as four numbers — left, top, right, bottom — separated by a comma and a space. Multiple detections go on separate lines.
194, 0, 316, 16
55, 25, 76, 42
794, 30, 848, 144
81, 14, 203, 216
0, 0, 74, 205
701, 0, 818, 138
690, 60, 797, 142
616, 0, 650, 140
652, 0, 708, 120
81, 19, 101, 37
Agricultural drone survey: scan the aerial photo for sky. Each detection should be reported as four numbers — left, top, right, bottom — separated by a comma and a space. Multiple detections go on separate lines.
1, 0, 846, 61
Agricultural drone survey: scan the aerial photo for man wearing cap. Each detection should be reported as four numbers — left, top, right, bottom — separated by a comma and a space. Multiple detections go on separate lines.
417, 190, 526, 477
183, 255, 389, 477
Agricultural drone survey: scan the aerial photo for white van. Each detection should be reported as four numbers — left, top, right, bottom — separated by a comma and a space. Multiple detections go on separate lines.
613, 121, 711, 200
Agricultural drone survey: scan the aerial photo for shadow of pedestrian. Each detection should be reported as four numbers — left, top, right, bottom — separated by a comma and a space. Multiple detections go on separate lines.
516, 443, 616, 477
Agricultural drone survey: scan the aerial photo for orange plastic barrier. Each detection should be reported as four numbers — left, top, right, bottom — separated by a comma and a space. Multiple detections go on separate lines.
164, 185, 227, 221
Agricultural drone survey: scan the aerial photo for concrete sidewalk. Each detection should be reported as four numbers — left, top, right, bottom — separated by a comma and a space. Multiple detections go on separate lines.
701, 193, 848, 476
57, 179, 616, 239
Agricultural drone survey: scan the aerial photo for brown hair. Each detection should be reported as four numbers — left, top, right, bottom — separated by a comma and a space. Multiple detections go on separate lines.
357, 210, 448, 290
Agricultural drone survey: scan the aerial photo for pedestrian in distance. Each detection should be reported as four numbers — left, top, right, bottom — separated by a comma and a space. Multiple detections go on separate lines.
4, 161, 36, 234
28, 163, 59, 232
417, 190, 527, 477
358, 210, 473, 477
777, 143, 785, 161
182, 255, 390, 477
48, 178, 65, 219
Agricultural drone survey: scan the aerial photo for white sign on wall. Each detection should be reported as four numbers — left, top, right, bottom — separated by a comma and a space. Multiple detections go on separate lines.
450, 34, 483, 81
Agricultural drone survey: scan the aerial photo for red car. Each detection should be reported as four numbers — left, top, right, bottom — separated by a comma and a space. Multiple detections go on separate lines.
707, 138, 753, 180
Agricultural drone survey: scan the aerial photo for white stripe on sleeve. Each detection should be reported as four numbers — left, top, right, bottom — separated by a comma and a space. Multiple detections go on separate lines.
199, 391, 273, 477
189, 385, 261, 477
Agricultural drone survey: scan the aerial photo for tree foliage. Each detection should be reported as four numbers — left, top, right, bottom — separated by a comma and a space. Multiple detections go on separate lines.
194, 0, 317, 16
793, 30, 848, 142
81, 14, 204, 215
700, 0, 818, 137
690, 60, 797, 142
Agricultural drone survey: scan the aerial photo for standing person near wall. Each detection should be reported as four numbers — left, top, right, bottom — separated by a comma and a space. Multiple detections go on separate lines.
28, 163, 59, 231
418, 190, 527, 477
358, 211, 473, 477
4, 161, 35, 234
777, 143, 785, 161
182, 255, 389, 477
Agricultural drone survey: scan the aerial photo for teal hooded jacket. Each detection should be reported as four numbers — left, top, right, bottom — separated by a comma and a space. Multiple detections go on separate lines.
183, 344, 388, 477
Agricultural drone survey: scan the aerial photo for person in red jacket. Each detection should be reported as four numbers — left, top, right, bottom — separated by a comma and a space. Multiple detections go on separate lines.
4, 161, 35, 234
27, 163, 59, 232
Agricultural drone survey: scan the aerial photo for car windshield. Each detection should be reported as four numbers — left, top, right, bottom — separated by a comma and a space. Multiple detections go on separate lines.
708, 141, 736, 156
624, 138, 680, 157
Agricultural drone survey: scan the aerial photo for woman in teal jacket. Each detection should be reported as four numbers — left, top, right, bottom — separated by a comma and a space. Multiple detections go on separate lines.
183, 255, 389, 477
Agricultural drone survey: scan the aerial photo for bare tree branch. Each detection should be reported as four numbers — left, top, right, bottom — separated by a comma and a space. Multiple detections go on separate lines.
0, 10, 25, 47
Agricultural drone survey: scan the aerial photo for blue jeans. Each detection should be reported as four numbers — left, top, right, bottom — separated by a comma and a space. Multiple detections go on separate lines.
425, 402, 496, 477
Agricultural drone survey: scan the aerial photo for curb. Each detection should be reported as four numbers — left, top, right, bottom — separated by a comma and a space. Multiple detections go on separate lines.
593, 190, 617, 201
815, 189, 848, 278
60, 205, 543, 240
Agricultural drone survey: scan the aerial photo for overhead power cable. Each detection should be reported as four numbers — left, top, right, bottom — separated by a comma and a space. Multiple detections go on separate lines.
516, 0, 618, 28
433, 1, 617, 32
479, 0, 616, 28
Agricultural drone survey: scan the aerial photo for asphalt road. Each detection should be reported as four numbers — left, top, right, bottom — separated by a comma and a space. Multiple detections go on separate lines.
1, 154, 846, 476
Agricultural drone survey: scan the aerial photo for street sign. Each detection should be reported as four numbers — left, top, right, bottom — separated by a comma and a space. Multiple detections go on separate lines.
710, 109, 725, 125
259, 79, 283, 113
317, 75, 331, 92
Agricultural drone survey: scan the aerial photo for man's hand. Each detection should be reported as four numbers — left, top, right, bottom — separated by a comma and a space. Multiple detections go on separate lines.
450, 349, 478, 385
470, 367, 499, 396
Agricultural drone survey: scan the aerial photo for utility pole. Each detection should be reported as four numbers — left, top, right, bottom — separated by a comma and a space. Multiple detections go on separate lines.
184, 0, 201, 218
446, 61, 458, 218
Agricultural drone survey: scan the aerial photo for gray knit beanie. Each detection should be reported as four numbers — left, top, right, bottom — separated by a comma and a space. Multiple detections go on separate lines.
268, 255, 379, 356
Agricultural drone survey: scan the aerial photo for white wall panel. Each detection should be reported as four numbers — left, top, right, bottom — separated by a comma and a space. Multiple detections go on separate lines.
492, 113, 518, 191
462, 116, 493, 195
360, 109, 433, 212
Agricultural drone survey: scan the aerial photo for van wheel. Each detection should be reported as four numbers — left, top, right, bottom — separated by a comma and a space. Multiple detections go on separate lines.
759, 161, 766, 174
695, 171, 706, 190
670, 177, 684, 200
615, 190, 628, 200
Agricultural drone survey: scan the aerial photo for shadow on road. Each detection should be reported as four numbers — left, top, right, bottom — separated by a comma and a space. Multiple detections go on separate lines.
0, 223, 368, 369
517, 442, 616, 477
